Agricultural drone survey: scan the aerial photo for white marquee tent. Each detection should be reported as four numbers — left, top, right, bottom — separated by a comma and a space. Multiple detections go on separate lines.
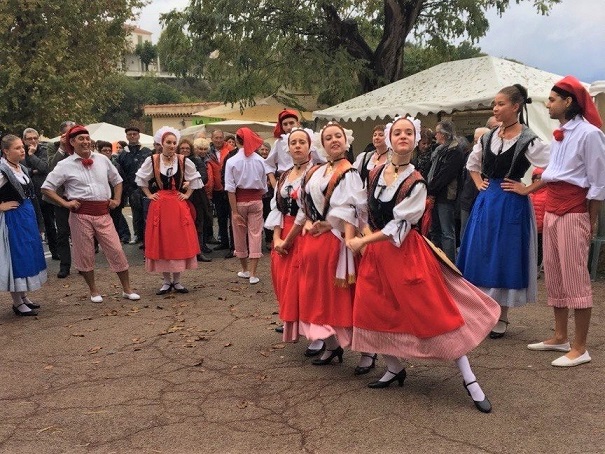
313, 56, 584, 143
48, 122, 154, 147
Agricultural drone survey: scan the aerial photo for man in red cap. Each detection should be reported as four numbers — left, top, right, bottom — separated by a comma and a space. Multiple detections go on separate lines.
42, 126, 140, 303
264, 110, 325, 189
527, 76, 605, 367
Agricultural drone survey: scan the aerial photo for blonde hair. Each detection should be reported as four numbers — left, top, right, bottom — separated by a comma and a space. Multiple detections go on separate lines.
193, 138, 210, 149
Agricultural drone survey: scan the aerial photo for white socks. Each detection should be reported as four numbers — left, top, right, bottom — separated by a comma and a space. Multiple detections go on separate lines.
358, 352, 376, 368
456, 355, 485, 401
318, 335, 339, 360
376, 355, 404, 381
11, 292, 32, 313
308, 340, 324, 351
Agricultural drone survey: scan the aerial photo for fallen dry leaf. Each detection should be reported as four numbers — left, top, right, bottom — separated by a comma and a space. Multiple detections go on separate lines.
87, 346, 102, 354
236, 401, 248, 409
44, 365, 54, 370
271, 343, 286, 350
71, 333, 85, 337
224, 342, 232, 347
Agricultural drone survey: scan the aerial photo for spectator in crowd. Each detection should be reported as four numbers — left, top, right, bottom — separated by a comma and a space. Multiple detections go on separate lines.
426, 120, 466, 262
207, 129, 233, 252
193, 138, 215, 252
178, 138, 211, 262
458, 127, 489, 242
528, 168, 547, 277
411, 128, 435, 180
22, 127, 58, 260
98, 140, 132, 243
116, 126, 153, 246
47, 121, 76, 278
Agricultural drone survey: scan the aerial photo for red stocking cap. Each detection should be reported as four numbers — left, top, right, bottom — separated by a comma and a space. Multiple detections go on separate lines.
273, 109, 299, 138
237, 127, 264, 157
553, 76, 603, 128
65, 125, 89, 155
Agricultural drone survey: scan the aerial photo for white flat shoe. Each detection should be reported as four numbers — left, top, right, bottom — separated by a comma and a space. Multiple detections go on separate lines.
237, 271, 250, 278
249, 276, 260, 284
90, 295, 103, 303
551, 351, 591, 367
122, 292, 141, 301
527, 341, 571, 352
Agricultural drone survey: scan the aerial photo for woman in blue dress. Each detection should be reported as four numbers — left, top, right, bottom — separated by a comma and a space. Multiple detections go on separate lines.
456, 85, 549, 337
0, 134, 47, 316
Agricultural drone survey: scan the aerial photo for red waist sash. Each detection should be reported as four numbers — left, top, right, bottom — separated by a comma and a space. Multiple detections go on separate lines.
236, 188, 264, 202
545, 182, 588, 215
74, 200, 110, 216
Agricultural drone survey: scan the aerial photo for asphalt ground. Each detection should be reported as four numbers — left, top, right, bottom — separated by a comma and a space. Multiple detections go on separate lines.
1, 212, 604, 453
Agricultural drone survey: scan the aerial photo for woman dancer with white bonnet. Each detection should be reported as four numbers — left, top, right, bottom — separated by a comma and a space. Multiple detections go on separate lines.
348, 117, 500, 413
136, 126, 203, 295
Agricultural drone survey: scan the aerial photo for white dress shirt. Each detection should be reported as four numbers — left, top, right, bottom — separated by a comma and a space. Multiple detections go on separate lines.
42, 153, 122, 201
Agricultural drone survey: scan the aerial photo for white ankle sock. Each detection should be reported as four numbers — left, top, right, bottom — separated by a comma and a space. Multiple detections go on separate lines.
318, 336, 339, 360
308, 340, 324, 350
456, 356, 486, 401
162, 273, 172, 285
13, 302, 32, 313
358, 352, 376, 368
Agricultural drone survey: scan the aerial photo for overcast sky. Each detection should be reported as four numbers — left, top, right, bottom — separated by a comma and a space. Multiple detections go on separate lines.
137, 0, 605, 83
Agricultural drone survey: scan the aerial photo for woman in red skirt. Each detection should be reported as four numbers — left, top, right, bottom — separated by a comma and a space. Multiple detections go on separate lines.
265, 128, 324, 355
136, 126, 202, 294
298, 122, 369, 368
348, 117, 500, 413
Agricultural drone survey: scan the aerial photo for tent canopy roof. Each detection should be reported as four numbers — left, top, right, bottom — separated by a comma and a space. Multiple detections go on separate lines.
313, 56, 573, 122
47, 122, 154, 146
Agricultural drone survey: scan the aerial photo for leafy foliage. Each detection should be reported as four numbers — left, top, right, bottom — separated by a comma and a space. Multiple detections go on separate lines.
0, 0, 146, 136
135, 41, 158, 71
98, 75, 187, 131
158, 0, 560, 106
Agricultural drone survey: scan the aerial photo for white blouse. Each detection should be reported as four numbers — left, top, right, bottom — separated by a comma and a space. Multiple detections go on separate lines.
224, 149, 268, 193
303, 164, 367, 233
264, 163, 311, 229
0, 161, 30, 188
466, 131, 550, 173
135, 155, 203, 190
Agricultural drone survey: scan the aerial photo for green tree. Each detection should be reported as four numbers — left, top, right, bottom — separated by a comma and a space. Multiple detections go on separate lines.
0, 0, 146, 135
98, 75, 187, 130
159, 0, 560, 106
135, 41, 158, 72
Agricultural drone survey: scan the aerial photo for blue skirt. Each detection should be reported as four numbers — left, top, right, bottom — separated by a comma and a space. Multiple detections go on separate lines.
5, 199, 47, 280
456, 180, 531, 290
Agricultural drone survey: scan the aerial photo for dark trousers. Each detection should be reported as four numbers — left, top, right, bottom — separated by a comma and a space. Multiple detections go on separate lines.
41, 200, 57, 255
262, 196, 272, 243
110, 206, 131, 242
200, 191, 214, 242
127, 187, 145, 241
54, 205, 71, 270
213, 190, 230, 247
190, 189, 206, 249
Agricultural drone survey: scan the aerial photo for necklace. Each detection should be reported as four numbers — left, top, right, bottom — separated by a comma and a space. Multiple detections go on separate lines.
499, 120, 519, 137
373, 148, 388, 161
6, 159, 20, 170
390, 160, 408, 175
327, 156, 346, 168
294, 159, 310, 171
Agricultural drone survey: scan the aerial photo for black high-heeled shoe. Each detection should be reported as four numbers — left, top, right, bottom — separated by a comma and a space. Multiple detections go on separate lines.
354, 353, 377, 375
13, 305, 38, 317
311, 346, 344, 365
368, 369, 406, 389
463, 380, 492, 413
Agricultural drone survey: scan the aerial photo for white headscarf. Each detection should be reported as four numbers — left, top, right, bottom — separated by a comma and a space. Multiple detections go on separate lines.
154, 126, 181, 145
384, 116, 421, 149
311, 122, 354, 159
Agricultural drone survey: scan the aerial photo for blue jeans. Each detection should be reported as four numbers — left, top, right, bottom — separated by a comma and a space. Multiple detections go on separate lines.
430, 202, 456, 262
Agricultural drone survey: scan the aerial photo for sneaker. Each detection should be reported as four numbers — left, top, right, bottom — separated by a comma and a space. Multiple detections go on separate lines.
237, 271, 250, 279
249, 276, 260, 284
